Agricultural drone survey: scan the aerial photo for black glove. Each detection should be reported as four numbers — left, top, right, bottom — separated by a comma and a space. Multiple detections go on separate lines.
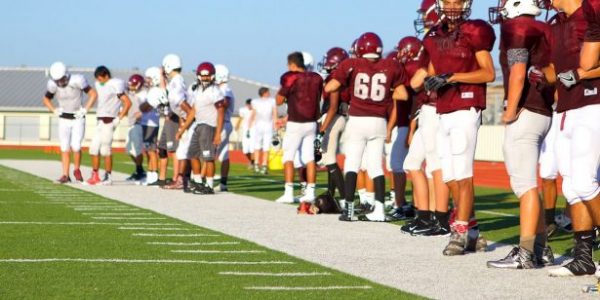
424, 73, 453, 92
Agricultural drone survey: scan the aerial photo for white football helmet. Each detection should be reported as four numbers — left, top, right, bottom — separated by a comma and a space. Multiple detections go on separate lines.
145, 67, 162, 87
302, 51, 315, 72
215, 64, 230, 84
491, 0, 541, 22
162, 54, 182, 74
49, 62, 68, 81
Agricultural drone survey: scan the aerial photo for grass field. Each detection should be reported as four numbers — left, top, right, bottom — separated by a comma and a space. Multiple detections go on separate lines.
0, 149, 589, 298
0, 164, 422, 299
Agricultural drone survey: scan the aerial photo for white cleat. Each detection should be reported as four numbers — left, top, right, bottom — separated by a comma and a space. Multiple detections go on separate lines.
275, 194, 296, 204
359, 201, 386, 222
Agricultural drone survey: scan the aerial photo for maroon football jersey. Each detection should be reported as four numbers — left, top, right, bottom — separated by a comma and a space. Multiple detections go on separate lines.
278, 71, 323, 123
499, 16, 553, 117
331, 57, 406, 118
584, 0, 600, 41
423, 19, 496, 114
552, 7, 600, 112
322, 75, 350, 115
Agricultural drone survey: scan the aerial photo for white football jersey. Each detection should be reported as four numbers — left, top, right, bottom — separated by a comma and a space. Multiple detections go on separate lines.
238, 106, 252, 131
219, 84, 235, 123
46, 74, 89, 113
166, 74, 187, 118
126, 89, 145, 126
138, 89, 160, 127
95, 78, 126, 118
251, 97, 276, 124
188, 84, 225, 127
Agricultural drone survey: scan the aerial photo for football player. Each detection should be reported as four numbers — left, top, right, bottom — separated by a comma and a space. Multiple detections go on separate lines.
214, 64, 235, 192
414, 0, 441, 36
421, 0, 496, 255
325, 32, 409, 222
237, 98, 255, 167
542, 0, 600, 277
486, 0, 555, 269
178, 62, 225, 195
86, 66, 132, 185
42, 62, 97, 183
250, 87, 278, 175
124, 74, 147, 182
157, 54, 192, 188
274, 52, 323, 213
317, 47, 350, 206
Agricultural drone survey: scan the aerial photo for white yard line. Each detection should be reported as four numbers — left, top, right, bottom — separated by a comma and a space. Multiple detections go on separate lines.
148, 242, 239, 246
0, 258, 294, 265
74, 208, 140, 211
118, 227, 192, 231
91, 217, 167, 220
172, 250, 265, 254
132, 233, 219, 237
244, 286, 372, 291
479, 210, 518, 218
0, 221, 178, 226
82, 212, 152, 216
219, 271, 331, 276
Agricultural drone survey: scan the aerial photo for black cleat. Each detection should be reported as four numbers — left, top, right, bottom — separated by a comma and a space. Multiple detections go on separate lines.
339, 202, 357, 222
425, 220, 451, 237
487, 247, 536, 269
536, 245, 555, 267
411, 219, 434, 236
146, 179, 166, 187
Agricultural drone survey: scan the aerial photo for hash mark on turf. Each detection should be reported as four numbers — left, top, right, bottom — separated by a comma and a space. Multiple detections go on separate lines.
119, 227, 193, 231
91, 217, 167, 220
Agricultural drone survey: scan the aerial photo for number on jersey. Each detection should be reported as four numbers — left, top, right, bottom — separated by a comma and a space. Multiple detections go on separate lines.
354, 73, 387, 102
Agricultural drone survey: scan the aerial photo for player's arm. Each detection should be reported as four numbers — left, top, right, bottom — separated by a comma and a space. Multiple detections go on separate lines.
118, 93, 132, 120
324, 79, 341, 93
543, 64, 556, 84
42, 92, 57, 114
410, 68, 429, 91
580, 42, 600, 71
179, 101, 193, 126
503, 49, 528, 124
392, 84, 409, 101
214, 101, 225, 146
386, 101, 397, 143
320, 91, 339, 133
177, 105, 196, 140
448, 50, 496, 84
406, 118, 417, 147
275, 94, 286, 106
83, 88, 97, 111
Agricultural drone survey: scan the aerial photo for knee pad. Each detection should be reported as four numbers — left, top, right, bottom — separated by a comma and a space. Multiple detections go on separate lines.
562, 177, 583, 205
509, 176, 537, 198
158, 148, 168, 159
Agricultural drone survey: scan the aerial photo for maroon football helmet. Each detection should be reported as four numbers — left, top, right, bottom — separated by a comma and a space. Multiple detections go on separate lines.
128, 74, 144, 91
435, 0, 472, 23
355, 32, 383, 59
415, 0, 440, 35
318, 47, 349, 73
196, 62, 216, 77
396, 37, 423, 64
349, 39, 358, 58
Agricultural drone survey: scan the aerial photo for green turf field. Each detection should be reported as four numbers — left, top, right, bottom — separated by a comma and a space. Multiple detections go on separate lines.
0, 149, 577, 258
0, 164, 421, 299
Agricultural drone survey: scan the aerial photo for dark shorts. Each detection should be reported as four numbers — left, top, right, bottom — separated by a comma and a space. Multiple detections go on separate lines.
158, 118, 179, 152
188, 124, 216, 161
142, 125, 159, 151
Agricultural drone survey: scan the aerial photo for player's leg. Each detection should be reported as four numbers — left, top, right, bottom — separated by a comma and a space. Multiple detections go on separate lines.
218, 122, 233, 191
540, 112, 560, 236
58, 118, 72, 183
360, 117, 387, 222
321, 115, 345, 200
142, 126, 159, 185
277, 122, 302, 203
339, 117, 368, 221
99, 120, 116, 185
299, 122, 317, 204
71, 117, 85, 182
402, 127, 432, 232
390, 126, 411, 220
86, 120, 102, 185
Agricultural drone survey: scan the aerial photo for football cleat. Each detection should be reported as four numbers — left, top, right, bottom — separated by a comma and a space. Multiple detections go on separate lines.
536, 245, 555, 267
400, 219, 419, 234
57, 175, 71, 184
466, 233, 488, 252
487, 247, 536, 269
85, 171, 101, 186
162, 176, 183, 190
297, 202, 314, 215
73, 169, 83, 182
555, 214, 573, 233
388, 207, 409, 221
275, 194, 296, 204
339, 202, 357, 222
443, 232, 468, 256
425, 219, 451, 237
101, 173, 113, 186
546, 222, 558, 238
358, 201, 387, 222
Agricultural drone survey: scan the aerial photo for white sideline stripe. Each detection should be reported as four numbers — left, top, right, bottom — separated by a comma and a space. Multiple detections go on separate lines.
149, 242, 240, 246
0, 221, 179, 226
219, 272, 331, 277
92, 217, 166, 220
0, 258, 294, 265
172, 250, 265, 253
83, 212, 152, 216
119, 227, 192, 231
244, 285, 372, 291
74, 208, 140, 211
132, 233, 219, 237
69, 205, 127, 208
479, 210, 517, 218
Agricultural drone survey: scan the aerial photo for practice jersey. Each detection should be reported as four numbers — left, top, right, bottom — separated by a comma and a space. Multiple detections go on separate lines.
219, 84, 235, 123
188, 83, 225, 127
166, 74, 187, 118
423, 19, 496, 114
322, 75, 351, 115
126, 89, 144, 126
46, 74, 90, 113
584, 0, 600, 41
251, 97, 276, 124
239, 106, 252, 131
278, 71, 323, 123
95, 78, 126, 118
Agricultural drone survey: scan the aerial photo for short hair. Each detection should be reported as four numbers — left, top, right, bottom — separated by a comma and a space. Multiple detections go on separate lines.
258, 87, 270, 97
287, 52, 305, 69
94, 66, 111, 78
245, 98, 252, 105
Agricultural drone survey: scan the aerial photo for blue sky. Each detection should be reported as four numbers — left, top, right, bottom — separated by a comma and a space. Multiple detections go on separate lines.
0, 0, 497, 85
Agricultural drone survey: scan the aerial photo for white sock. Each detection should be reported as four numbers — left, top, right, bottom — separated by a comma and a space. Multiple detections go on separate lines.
339, 199, 347, 209
192, 174, 202, 183
147, 172, 158, 182
206, 177, 214, 188
304, 183, 316, 201
284, 183, 294, 196
358, 188, 367, 203
364, 192, 375, 206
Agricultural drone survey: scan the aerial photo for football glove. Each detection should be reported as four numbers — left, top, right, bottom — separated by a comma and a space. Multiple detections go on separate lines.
527, 66, 547, 89
424, 73, 453, 92
557, 69, 580, 89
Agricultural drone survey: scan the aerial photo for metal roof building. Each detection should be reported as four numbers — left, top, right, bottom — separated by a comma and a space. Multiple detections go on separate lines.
0, 66, 278, 113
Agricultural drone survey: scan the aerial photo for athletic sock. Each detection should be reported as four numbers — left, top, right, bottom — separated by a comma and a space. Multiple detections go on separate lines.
344, 172, 358, 203
417, 210, 431, 222
284, 182, 294, 197
535, 231, 548, 249
435, 210, 449, 229
373, 176, 385, 204
136, 165, 144, 175
192, 174, 202, 184
519, 235, 536, 253
326, 165, 335, 195
206, 177, 214, 189
220, 177, 228, 185
364, 192, 375, 206
545, 208, 556, 225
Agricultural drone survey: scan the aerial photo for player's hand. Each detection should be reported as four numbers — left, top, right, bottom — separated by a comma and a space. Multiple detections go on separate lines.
501, 110, 518, 125
175, 129, 183, 141
385, 131, 392, 144
112, 117, 121, 127
424, 73, 453, 92
405, 132, 413, 148
213, 135, 222, 146
557, 69, 580, 89
527, 66, 547, 89
53, 107, 63, 117
74, 108, 87, 119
